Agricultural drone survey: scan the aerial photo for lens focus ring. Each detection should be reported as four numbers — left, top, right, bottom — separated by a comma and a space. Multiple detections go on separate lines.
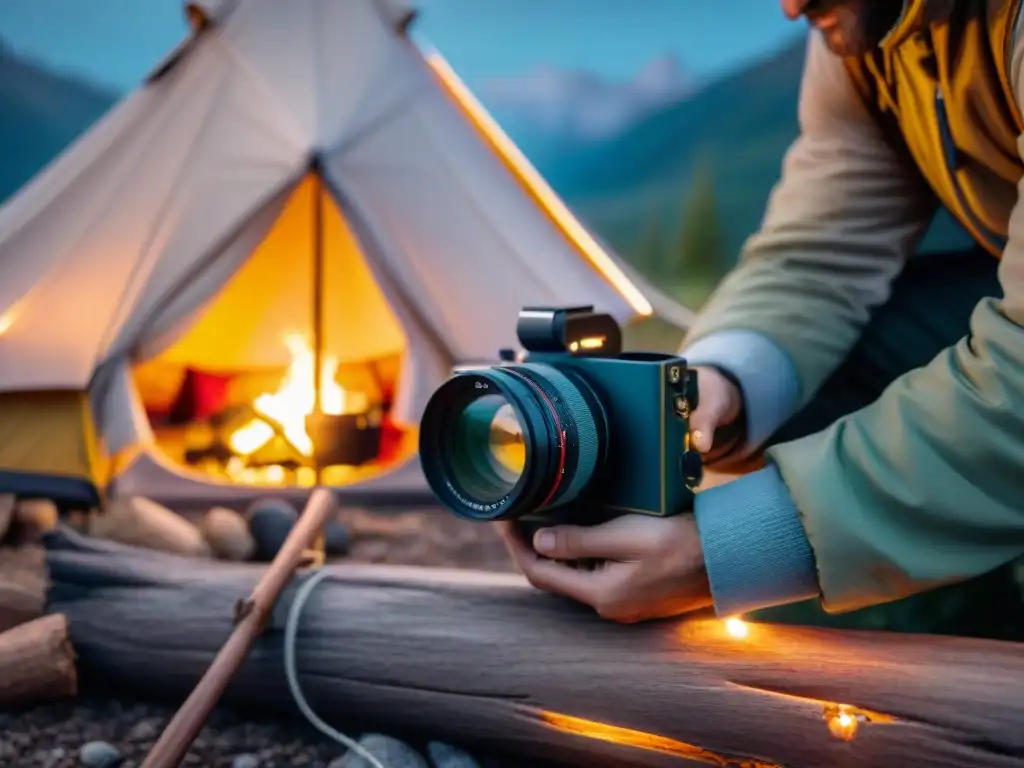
509, 364, 599, 508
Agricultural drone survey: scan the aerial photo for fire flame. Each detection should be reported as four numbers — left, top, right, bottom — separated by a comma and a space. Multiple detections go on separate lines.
228, 333, 348, 457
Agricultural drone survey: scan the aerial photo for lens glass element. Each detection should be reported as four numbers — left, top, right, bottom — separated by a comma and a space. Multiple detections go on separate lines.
449, 394, 526, 504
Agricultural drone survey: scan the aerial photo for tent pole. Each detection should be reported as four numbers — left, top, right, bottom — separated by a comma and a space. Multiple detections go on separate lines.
310, 160, 327, 564
311, 161, 325, 481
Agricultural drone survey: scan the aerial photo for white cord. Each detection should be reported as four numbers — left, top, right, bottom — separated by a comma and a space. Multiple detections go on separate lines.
284, 568, 388, 768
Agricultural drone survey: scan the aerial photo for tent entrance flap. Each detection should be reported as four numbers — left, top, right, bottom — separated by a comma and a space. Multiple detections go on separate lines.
130, 174, 416, 490
0, 390, 106, 506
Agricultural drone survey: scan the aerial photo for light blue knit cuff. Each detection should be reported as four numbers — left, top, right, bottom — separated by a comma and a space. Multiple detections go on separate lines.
683, 330, 800, 451
693, 464, 819, 617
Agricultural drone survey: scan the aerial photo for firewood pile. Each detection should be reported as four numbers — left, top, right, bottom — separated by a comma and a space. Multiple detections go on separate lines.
0, 495, 76, 711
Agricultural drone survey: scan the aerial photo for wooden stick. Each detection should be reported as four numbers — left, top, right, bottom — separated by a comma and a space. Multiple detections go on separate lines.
140, 487, 337, 768
0, 613, 77, 707
46, 528, 1024, 768
0, 545, 48, 633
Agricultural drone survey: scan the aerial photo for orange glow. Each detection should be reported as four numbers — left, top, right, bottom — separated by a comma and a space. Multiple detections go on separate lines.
725, 617, 750, 639
0, 302, 21, 336
424, 51, 654, 318
823, 702, 895, 739
828, 711, 858, 741
540, 711, 781, 767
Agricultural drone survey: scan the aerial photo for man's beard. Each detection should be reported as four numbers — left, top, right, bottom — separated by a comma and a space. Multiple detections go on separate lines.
809, 0, 906, 57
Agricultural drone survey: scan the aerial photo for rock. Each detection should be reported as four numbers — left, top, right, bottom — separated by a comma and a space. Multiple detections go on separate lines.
88, 497, 212, 558
42, 747, 67, 768
246, 498, 298, 560
331, 734, 429, 768
427, 741, 481, 768
14, 498, 59, 532
199, 506, 257, 561
124, 718, 160, 743
231, 754, 260, 768
0, 494, 14, 542
323, 519, 350, 556
79, 740, 122, 767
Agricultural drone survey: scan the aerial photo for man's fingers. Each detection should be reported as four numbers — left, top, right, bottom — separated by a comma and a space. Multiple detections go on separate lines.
495, 521, 540, 569
533, 517, 654, 560
524, 557, 611, 605
690, 391, 729, 454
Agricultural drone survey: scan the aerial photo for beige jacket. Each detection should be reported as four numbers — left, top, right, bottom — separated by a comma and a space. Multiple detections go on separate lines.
685, 2, 1024, 614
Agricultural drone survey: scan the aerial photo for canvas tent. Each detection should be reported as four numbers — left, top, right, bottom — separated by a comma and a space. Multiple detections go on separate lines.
0, 0, 693, 509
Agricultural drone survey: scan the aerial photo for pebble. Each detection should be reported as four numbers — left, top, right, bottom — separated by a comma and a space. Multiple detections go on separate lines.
230, 754, 260, 768
333, 734, 430, 768
79, 740, 122, 767
246, 498, 298, 560
41, 747, 66, 768
124, 718, 160, 742
428, 741, 482, 768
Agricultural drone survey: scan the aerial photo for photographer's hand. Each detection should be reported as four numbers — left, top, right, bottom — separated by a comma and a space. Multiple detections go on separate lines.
495, 516, 713, 623
688, 366, 743, 457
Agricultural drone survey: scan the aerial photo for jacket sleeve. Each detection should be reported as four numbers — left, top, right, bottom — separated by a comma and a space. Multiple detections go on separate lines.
764, 32, 1024, 613
686, 31, 935, 618
682, 32, 935, 454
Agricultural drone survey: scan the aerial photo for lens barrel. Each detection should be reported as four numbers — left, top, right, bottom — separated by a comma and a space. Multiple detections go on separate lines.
419, 364, 603, 521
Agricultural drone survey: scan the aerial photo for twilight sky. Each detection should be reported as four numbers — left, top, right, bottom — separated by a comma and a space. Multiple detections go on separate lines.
0, 0, 802, 92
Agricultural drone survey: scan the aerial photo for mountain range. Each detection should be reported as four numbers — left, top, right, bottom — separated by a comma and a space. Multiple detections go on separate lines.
0, 46, 117, 202
481, 53, 698, 159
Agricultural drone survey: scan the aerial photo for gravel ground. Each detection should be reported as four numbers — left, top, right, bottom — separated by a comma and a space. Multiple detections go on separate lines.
1, 694, 523, 767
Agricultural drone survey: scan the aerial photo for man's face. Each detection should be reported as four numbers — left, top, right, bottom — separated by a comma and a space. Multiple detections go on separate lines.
780, 0, 905, 57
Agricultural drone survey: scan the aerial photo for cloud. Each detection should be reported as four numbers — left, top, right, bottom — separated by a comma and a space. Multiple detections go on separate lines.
480, 54, 698, 141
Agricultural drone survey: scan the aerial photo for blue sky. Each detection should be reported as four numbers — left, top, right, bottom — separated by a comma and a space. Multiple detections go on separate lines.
0, 0, 802, 92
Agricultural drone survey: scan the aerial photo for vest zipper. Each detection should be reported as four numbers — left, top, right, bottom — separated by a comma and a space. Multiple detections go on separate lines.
933, 89, 1007, 254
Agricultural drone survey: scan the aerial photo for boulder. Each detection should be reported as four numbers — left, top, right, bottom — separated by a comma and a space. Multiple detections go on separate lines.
246, 497, 298, 561
199, 506, 256, 561
323, 519, 350, 556
88, 497, 211, 558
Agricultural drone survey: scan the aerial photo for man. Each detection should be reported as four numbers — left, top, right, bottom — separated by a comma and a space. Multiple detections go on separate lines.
495, 0, 1024, 628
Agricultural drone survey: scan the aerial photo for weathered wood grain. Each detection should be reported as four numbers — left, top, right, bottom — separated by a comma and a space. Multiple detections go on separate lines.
44, 528, 1024, 768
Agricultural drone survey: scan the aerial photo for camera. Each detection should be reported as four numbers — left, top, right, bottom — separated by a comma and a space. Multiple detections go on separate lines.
418, 306, 703, 528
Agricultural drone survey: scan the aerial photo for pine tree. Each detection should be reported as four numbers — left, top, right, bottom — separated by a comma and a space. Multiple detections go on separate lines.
633, 207, 665, 279
673, 160, 729, 288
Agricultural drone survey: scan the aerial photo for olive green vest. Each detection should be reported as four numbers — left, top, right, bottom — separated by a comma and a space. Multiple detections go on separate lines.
845, 0, 1024, 256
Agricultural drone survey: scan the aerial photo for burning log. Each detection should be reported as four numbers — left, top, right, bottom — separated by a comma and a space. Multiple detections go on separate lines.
0, 614, 77, 707
44, 527, 1024, 768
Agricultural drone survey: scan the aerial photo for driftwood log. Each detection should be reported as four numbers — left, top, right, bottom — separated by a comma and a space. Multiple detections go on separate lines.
44, 528, 1024, 768
0, 613, 77, 707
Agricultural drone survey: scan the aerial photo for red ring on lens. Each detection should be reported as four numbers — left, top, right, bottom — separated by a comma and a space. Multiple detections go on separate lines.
504, 370, 566, 508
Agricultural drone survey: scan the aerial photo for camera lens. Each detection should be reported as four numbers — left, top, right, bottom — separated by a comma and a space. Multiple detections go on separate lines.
419, 364, 603, 521
448, 394, 526, 504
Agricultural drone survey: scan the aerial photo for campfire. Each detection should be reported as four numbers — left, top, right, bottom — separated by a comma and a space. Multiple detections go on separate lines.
177, 333, 384, 487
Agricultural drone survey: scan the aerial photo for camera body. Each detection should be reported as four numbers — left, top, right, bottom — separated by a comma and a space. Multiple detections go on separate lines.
513, 306, 701, 526
418, 306, 702, 527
